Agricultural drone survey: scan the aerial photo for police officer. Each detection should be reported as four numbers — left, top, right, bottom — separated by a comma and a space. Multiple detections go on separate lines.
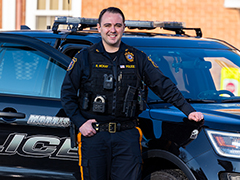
61, 7, 204, 180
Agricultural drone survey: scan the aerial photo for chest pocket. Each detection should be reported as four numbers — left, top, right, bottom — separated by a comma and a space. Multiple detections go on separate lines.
120, 67, 138, 87
90, 63, 113, 92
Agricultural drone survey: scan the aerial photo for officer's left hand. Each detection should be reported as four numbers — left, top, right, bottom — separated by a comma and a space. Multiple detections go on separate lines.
188, 112, 204, 122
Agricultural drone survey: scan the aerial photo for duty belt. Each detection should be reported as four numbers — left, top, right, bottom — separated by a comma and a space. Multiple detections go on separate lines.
92, 120, 138, 133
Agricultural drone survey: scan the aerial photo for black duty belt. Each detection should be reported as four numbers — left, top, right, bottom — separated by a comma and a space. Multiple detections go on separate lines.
92, 120, 138, 133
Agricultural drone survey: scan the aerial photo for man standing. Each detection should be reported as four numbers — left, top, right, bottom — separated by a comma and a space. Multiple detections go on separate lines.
61, 7, 204, 180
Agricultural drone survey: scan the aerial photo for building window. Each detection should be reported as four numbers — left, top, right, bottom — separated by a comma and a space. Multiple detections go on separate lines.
26, 0, 80, 30
37, 0, 46, 10
36, 16, 46, 29
224, 0, 240, 8
50, 0, 58, 10
63, 0, 71, 10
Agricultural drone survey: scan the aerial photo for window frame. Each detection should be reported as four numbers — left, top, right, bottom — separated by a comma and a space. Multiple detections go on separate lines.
26, 0, 82, 30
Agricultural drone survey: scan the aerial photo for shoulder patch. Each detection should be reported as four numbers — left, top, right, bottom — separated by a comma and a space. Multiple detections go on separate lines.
148, 57, 158, 68
67, 57, 77, 71
125, 52, 134, 62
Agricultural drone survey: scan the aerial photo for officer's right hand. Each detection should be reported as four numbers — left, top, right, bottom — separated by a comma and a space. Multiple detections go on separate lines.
79, 119, 97, 137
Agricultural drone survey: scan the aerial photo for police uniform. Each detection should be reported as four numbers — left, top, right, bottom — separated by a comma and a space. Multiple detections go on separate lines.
61, 41, 195, 180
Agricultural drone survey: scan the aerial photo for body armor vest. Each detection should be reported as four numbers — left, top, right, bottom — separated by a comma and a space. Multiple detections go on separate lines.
79, 46, 143, 120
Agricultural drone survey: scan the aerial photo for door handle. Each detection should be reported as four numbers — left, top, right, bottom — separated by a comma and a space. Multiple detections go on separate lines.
0, 111, 25, 119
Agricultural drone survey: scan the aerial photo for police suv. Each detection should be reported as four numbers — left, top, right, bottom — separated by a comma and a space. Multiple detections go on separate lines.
0, 17, 240, 180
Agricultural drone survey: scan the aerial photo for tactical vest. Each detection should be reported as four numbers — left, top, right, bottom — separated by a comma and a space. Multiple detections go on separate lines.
79, 46, 144, 120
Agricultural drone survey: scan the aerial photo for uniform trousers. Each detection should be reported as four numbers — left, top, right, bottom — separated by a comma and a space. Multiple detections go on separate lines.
77, 127, 143, 180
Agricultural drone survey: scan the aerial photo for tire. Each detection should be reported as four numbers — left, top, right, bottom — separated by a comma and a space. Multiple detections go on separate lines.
143, 169, 188, 180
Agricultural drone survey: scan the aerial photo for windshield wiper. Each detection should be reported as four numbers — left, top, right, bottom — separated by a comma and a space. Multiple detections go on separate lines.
221, 98, 240, 103
148, 98, 216, 104
185, 98, 216, 103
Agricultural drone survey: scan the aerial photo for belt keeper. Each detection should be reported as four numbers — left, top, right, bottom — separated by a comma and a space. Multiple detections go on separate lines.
92, 123, 100, 132
117, 123, 121, 131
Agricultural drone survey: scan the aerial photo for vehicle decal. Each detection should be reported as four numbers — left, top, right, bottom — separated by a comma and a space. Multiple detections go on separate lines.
27, 114, 70, 127
216, 109, 240, 116
0, 133, 78, 161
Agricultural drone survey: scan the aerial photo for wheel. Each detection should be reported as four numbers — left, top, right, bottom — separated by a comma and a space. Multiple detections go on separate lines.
143, 169, 188, 180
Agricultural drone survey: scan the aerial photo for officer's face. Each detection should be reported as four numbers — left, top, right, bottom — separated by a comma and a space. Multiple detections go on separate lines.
97, 12, 125, 52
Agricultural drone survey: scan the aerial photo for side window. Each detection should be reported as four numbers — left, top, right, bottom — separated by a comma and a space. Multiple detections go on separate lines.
0, 43, 66, 98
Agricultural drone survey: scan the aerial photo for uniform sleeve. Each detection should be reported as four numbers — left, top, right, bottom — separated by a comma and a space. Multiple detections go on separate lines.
138, 52, 195, 117
61, 49, 88, 129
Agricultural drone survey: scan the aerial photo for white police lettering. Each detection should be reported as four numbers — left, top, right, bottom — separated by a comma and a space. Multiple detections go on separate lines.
27, 115, 70, 127
0, 133, 78, 161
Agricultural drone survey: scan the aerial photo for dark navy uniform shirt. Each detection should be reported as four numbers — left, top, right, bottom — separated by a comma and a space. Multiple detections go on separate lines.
61, 41, 195, 129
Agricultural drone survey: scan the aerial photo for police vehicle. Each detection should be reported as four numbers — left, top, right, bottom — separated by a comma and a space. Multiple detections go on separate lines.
0, 16, 240, 180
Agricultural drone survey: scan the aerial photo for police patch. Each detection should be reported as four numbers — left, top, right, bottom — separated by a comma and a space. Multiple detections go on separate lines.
67, 57, 77, 71
125, 52, 134, 62
126, 65, 135, 68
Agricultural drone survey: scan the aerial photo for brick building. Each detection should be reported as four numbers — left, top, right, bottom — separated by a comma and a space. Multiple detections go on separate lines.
1, 0, 240, 48
81, 0, 240, 49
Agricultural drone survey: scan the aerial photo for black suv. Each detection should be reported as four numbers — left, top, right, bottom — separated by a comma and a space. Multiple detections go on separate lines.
0, 17, 240, 180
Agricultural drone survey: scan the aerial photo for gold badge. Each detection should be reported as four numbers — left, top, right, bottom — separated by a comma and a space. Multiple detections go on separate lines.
125, 52, 134, 62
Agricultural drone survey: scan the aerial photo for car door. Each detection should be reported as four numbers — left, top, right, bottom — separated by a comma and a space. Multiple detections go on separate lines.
0, 33, 79, 180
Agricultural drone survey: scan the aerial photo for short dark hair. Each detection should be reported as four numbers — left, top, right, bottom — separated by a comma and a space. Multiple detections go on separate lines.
98, 7, 125, 25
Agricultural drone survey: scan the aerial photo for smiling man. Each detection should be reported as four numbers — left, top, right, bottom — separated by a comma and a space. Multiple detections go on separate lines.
61, 7, 204, 180
97, 10, 125, 52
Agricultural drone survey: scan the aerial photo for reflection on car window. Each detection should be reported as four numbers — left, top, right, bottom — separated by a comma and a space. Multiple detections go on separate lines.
137, 47, 240, 101
205, 57, 240, 96
0, 44, 66, 98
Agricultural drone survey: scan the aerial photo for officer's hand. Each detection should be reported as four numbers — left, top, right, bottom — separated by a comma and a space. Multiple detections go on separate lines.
79, 119, 97, 137
188, 112, 204, 122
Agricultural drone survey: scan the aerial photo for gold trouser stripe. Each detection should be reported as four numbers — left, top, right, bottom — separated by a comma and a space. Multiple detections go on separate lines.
135, 127, 143, 152
77, 127, 142, 180
136, 126, 143, 172
77, 132, 84, 180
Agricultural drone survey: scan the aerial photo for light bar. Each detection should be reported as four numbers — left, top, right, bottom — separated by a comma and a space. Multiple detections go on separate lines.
54, 16, 98, 25
54, 16, 185, 30
125, 20, 155, 29
155, 21, 186, 29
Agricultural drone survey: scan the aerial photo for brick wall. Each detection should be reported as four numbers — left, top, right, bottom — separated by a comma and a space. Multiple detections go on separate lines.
82, 0, 240, 49
0, 0, 2, 29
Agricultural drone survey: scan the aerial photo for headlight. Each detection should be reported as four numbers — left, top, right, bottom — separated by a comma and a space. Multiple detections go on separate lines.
219, 172, 240, 180
206, 129, 240, 158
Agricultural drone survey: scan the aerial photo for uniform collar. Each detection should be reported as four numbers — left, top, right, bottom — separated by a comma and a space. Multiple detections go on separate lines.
95, 41, 129, 54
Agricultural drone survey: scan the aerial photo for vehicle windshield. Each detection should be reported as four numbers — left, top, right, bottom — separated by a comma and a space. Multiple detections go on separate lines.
137, 47, 240, 102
